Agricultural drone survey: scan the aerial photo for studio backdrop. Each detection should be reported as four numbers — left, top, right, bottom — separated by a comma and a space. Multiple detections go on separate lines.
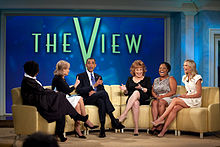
6, 16, 165, 113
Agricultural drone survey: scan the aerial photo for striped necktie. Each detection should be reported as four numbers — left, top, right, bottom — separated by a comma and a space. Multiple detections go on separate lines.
91, 73, 97, 91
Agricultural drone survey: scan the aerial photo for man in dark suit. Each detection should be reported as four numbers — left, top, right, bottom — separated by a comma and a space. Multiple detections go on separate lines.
76, 58, 124, 138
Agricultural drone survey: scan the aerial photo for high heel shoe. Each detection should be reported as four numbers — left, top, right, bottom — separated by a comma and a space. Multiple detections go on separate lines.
73, 114, 88, 122
74, 130, 86, 139
151, 120, 165, 127
84, 123, 99, 129
57, 133, 67, 142
111, 119, 125, 129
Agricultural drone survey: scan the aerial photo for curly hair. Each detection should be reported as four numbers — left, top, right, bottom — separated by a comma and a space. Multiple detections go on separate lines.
130, 60, 147, 76
54, 60, 70, 76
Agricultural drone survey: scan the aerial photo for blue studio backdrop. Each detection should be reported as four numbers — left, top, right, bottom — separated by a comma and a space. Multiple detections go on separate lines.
6, 16, 164, 113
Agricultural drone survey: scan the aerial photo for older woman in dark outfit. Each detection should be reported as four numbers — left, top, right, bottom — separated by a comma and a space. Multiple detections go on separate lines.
21, 61, 88, 142
119, 60, 152, 135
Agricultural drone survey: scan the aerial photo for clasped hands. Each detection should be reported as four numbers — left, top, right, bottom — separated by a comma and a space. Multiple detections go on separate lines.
89, 77, 103, 96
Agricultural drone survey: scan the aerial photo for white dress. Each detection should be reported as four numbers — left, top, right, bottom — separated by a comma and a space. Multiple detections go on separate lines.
179, 74, 203, 108
54, 87, 81, 108
66, 95, 81, 108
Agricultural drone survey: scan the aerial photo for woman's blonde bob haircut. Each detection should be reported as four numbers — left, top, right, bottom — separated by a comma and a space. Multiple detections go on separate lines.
183, 59, 198, 81
54, 60, 70, 76
130, 60, 147, 76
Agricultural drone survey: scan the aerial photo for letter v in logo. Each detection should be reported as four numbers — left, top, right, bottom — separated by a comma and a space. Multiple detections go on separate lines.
73, 17, 101, 65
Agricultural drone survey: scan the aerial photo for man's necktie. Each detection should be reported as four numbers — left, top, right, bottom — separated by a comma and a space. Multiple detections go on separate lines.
91, 73, 97, 91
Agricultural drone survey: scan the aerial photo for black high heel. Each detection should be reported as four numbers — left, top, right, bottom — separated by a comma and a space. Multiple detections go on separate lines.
74, 130, 86, 139
73, 114, 88, 122
57, 134, 67, 142
84, 123, 99, 129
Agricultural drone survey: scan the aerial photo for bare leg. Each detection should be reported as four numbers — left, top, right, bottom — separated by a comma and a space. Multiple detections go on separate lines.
119, 91, 140, 122
157, 99, 168, 130
132, 100, 140, 134
153, 98, 189, 126
151, 100, 159, 131
78, 97, 86, 116
78, 97, 95, 127
158, 105, 184, 137
75, 103, 83, 136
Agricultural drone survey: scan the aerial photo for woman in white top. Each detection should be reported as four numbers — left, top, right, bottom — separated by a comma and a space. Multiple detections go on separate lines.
151, 59, 203, 137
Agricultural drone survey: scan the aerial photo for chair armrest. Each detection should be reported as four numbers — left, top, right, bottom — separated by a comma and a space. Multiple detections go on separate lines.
12, 105, 38, 135
208, 103, 220, 132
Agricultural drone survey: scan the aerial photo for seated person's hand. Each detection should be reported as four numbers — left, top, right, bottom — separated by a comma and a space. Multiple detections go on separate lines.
94, 77, 103, 87
135, 84, 142, 90
74, 76, 80, 88
89, 90, 96, 96
120, 84, 128, 94
119, 84, 127, 91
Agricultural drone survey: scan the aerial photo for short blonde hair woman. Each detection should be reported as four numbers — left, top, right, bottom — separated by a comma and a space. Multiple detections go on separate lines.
54, 60, 70, 76
152, 59, 202, 137
52, 60, 98, 139
118, 60, 152, 136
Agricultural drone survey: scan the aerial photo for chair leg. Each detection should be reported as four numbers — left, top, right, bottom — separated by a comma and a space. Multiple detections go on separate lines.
13, 134, 20, 147
178, 130, 181, 136
121, 129, 124, 133
147, 129, 149, 134
175, 130, 178, 136
83, 130, 87, 136
115, 129, 118, 133
200, 132, 203, 139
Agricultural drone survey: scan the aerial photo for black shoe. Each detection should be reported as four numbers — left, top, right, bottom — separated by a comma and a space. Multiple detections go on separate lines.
74, 130, 86, 139
84, 123, 99, 130
73, 114, 88, 122
112, 119, 125, 129
99, 129, 106, 138
57, 133, 67, 142
134, 133, 139, 136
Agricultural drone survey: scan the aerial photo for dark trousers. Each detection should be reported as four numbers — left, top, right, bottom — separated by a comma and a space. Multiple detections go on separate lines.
55, 115, 65, 135
84, 90, 115, 123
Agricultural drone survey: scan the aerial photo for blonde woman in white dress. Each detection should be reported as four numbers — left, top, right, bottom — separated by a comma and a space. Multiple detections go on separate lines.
152, 59, 202, 137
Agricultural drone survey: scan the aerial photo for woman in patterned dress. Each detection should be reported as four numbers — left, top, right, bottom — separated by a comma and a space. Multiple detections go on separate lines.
151, 62, 177, 135
152, 59, 203, 137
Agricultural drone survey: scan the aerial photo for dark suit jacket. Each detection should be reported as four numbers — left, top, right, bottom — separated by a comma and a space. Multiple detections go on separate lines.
76, 72, 104, 99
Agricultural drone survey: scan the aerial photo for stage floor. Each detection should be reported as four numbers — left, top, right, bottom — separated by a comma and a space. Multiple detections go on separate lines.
0, 128, 220, 147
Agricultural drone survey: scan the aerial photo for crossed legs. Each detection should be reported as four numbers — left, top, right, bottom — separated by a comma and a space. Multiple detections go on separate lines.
74, 97, 94, 136
152, 98, 189, 136
119, 90, 140, 134
151, 99, 168, 131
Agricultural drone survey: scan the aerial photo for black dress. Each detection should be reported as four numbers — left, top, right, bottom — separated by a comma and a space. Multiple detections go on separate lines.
52, 75, 75, 96
125, 76, 152, 105
21, 77, 78, 123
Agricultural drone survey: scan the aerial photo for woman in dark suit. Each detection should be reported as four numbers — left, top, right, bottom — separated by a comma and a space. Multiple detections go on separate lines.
21, 61, 88, 142
119, 60, 152, 135
52, 60, 98, 138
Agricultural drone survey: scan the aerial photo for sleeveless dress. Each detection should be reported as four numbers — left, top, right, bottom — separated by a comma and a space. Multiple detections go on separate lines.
179, 74, 203, 108
153, 77, 172, 104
